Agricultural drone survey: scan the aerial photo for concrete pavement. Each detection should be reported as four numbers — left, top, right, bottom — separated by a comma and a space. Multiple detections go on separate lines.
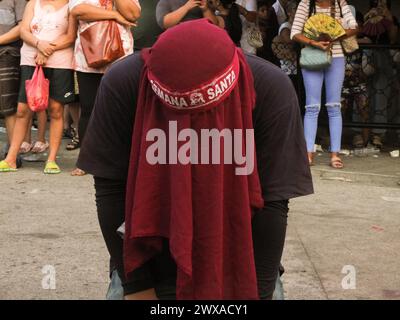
0, 127, 399, 300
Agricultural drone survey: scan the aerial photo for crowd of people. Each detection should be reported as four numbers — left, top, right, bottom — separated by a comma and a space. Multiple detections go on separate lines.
0, 0, 399, 174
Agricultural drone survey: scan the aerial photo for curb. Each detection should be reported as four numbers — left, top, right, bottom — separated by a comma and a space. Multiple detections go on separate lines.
311, 168, 400, 188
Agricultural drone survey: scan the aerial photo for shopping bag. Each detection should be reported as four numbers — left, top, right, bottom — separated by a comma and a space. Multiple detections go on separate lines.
25, 65, 49, 112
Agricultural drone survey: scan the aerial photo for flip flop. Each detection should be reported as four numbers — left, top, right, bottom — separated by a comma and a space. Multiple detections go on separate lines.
19, 141, 33, 154
32, 141, 49, 153
44, 161, 61, 174
0, 160, 18, 172
330, 157, 344, 169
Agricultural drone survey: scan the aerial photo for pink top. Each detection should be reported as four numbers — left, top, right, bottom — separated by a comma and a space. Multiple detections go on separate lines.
20, 0, 74, 69
69, 0, 141, 74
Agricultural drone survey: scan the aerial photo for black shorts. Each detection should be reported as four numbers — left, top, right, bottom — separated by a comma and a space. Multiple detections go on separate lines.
124, 240, 177, 299
18, 66, 75, 105
0, 53, 20, 116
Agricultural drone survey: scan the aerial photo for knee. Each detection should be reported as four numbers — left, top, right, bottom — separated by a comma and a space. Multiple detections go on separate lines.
49, 107, 63, 121
326, 103, 342, 118
305, 105, 321, 119
15, 105, 31, 120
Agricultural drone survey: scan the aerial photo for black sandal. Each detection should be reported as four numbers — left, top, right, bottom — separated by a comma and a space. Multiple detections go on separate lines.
66, 136, 80, 151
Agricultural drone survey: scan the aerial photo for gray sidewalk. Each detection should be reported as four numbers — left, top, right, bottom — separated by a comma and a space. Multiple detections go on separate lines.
0, 128, 399, 300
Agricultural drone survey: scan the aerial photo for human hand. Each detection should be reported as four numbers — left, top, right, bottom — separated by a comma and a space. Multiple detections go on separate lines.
311, 40, 331, 51
37, 40, 56, 57
35, 52, 47, 66
184, 0, 203, 11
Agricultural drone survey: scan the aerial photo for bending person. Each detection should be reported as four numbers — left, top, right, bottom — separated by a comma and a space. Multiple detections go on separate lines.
78, 19, 314, 300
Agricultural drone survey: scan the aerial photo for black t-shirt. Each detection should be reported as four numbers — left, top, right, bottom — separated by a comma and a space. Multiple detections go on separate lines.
132, 0, 163, 50
77, 53, 314, 202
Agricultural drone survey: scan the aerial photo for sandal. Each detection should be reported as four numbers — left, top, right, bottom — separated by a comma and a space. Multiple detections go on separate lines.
0, 160, 18, 172
19, 141, 33, 154
352, 134, 364, 148
371, 135, 383, 148
71, 168, 86, 176
66, 136, 80, 151
44, 161, 61, 174
31, 141, 49, 153
63, 128, 74, 139
330, 157, 344, 169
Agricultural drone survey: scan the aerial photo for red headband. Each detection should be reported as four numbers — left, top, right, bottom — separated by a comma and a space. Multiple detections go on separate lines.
147, 50, 240, 112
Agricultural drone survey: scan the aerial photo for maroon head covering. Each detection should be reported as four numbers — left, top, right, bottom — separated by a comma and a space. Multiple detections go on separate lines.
124, 19, 264, 300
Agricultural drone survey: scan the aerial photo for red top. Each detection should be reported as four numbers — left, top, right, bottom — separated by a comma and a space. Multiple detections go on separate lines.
124, 19, 264, 299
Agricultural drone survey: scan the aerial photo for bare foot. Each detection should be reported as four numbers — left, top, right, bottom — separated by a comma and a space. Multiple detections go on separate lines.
330, 156, 344, 169
71, 168, 86, 176
3, 158, 17, 169
308, 152, 314, 166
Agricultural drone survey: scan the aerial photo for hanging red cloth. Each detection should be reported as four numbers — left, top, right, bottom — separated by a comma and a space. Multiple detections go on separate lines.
124, 19, 264, 300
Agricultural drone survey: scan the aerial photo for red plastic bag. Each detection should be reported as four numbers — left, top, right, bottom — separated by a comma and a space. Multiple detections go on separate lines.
25, 65, 49, 112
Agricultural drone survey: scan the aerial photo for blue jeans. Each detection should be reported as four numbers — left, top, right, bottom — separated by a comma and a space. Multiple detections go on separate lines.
302, 57, 345, 153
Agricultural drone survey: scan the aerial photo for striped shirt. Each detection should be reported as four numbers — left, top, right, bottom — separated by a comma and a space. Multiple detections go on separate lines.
290, 0, 357, 57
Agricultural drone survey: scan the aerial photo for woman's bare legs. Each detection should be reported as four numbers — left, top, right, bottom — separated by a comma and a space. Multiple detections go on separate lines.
4, 103, 33, 168
37, 110, 47, 143
4, 114, 16, 144
47, 99, 64, 162
124, 289, 158, 300
68, 102, 80, 131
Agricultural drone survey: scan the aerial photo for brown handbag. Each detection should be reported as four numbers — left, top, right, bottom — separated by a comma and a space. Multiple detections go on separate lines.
79, 0, 125, 69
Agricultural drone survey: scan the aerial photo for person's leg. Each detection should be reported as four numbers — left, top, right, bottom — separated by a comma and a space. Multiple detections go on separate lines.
31, 111, 49, 154
68, 102, 80, 130
252, 200, 289, 300
0, 54, 20, 147
77, 72, 102, 144
63, 105, 70, 132
325, 57, 345, 167
302, 68, 324, 164
3, 103, 33, 167
36, 110, 47, 143
46, 99, 64, 163
4, 114, 16, 144
18, 118, 33, 154
72, 72, 102, 175
94, 177, 160, 300
65, 102, 81, 150
355, 90, 370, 146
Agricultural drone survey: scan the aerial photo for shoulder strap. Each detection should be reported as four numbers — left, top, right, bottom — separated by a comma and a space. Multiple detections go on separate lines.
337, 0, 343, 18
309, 0, 314, 18
330, 0, 336, 18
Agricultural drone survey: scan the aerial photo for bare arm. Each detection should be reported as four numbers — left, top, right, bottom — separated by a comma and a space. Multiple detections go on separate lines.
20, 0, 38, 48
293, 34, 331, 51
50, 14, 78, 51
344, 28, 359, 38
237, 4, 257, 23
71, 4, 118, 21
71, 4, 134, 26
114, 0, 141, 23
0, 23, 21, 45
162, 0, 198, 29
